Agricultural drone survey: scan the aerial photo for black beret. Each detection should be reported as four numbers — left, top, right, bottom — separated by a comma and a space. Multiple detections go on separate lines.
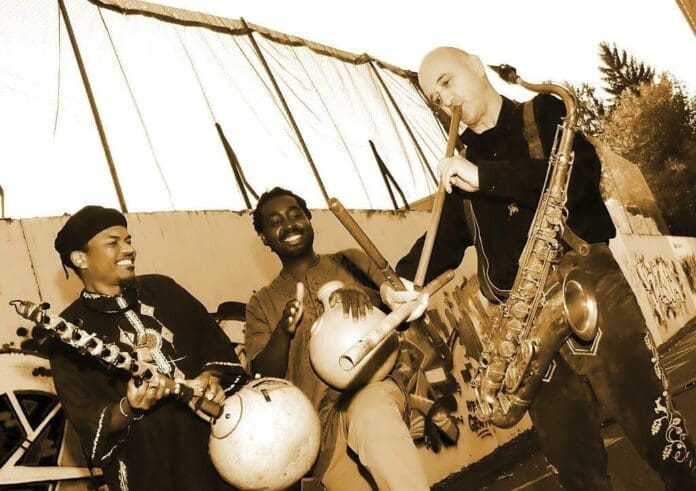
212, 301, 246, 322
54, 206, 127, 269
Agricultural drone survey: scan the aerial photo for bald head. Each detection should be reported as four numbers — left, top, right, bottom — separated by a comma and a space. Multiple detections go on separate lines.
419, 47, 473, 78
418, 46, 500, 132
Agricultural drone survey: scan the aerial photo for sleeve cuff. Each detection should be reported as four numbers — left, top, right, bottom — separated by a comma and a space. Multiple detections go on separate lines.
477, 161, 504, 196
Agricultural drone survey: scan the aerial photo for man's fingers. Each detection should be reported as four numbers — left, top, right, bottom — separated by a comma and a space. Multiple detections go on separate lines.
452, 175, 474, 192
284, 301, 300, 322
358, 295, 367, 318
364, 294, 373, 314
295, 282, 305, 303
338, 291, 350, 316
213, 389, 226, 404
154, 379, 168, 401
347, 292, 356, 317
406, 293, 430, 322
147, 375, 166, 402
295, 302, 303, 322
406, 303, 427, 322
390, 289, 419, 303
437, 156, 456, 174
127, 378, 147, 408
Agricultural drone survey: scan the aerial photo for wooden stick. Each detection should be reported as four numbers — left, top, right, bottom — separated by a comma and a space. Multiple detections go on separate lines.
339, 269, 455, 370
328, 198, 405, 290
413, 106, 462, 288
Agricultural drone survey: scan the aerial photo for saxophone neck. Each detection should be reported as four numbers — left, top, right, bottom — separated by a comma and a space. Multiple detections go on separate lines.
488, 64, 577, 129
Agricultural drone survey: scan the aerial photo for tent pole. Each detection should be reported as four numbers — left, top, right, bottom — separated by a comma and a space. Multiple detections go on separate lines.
368, 61, 437, 186
58, 0, 128, 212
368, 140, 412, 211
370, 141, 399, 210
216, 123, 256, 209
241, 18, 330, 204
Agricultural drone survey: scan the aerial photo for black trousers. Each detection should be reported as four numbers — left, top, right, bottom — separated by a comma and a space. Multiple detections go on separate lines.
528, 244, 696, 490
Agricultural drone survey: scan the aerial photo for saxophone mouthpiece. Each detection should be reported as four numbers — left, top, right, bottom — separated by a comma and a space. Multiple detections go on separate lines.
488, 64, 519, 84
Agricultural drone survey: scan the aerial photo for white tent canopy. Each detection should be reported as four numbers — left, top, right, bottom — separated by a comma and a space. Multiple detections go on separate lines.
0, 0, 447, 218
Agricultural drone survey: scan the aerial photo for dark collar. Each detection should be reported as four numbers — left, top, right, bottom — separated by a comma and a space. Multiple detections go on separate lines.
461, 96, 518, 147
80, 285, 139, 314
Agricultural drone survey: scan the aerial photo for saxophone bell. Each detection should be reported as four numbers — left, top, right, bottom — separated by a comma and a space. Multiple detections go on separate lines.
562, 269, 598, 342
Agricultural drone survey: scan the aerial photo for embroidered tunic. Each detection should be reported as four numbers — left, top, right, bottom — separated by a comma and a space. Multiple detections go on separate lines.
47, 274, 244, 491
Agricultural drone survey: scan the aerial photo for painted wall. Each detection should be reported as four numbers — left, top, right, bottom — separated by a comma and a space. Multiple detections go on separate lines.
0, 209, 452, 343
610, 234, 696, 343
2, 208, 695, 484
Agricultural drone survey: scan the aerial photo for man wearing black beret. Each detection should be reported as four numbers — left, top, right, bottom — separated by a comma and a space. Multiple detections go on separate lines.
49, 205, 245, 490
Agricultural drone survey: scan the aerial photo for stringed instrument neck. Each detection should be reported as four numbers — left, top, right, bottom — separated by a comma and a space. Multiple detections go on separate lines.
10, 299, 222, 418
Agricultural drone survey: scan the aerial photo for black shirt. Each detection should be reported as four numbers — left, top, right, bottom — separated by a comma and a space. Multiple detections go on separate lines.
47, 274, 244, 490
397, 94, 615, 293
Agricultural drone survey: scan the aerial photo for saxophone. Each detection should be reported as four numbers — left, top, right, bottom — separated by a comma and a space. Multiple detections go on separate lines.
471, 65, 599, 428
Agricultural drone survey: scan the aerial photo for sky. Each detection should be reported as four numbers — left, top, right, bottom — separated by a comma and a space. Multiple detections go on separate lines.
0, 0, 694, 219
158, 0, 696, 95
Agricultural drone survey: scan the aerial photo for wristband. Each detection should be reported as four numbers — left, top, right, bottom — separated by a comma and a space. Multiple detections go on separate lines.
119, 397, 144, 421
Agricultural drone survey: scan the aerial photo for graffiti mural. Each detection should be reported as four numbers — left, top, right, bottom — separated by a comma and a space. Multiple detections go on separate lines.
678, 253, 696, 294
633, 254, 689, 330
430, 274, 531, 443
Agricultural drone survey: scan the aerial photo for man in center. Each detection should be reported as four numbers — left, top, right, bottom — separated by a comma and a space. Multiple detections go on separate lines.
245, 187, 429, 490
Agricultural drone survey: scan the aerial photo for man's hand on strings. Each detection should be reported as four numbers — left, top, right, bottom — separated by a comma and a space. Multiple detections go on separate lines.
127, 371, 170, 411
188, 370, 226, 405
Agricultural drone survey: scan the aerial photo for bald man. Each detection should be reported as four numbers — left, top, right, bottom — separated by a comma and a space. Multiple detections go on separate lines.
384, 47, 696, 489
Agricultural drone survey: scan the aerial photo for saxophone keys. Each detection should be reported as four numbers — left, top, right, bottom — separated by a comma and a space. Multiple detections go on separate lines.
505, 319, 524, 334
510, 301, 530, 318
499, 340, 516, 358
521, 287, 537, 300
547, 216, 562, 226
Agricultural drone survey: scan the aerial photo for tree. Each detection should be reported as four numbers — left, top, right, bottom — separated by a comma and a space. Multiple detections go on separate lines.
600, 75, 693, 171
598, 42, 655, 97
570, 82, 606, 136
600, 75, 696, 236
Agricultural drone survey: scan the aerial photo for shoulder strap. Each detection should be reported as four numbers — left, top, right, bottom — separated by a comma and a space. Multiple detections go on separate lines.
522, 99, 545, 160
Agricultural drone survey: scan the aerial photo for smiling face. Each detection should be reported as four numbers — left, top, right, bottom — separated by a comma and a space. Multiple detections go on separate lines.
418, 48, 489, 127
72, 225, 137, 295
258, 194, 314, 261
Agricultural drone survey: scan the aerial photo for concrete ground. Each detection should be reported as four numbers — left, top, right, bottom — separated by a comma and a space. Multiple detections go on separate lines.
437, 319, 696, 490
